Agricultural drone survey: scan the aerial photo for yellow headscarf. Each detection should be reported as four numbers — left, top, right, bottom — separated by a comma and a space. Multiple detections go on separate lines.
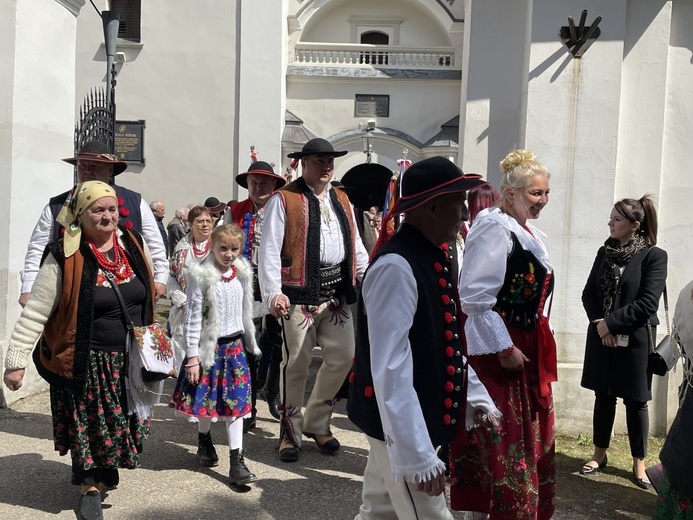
56, 181, 118, 257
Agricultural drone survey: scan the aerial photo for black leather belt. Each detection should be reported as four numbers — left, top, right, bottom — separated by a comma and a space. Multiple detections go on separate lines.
217, 333, 243, 344
319, 264, 344, 299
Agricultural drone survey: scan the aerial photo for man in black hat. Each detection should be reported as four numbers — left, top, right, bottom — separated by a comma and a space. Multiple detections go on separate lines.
224, 161, 287, 429
18, 141, 168, 306
258, 138, 369, 462
203, 197, 226, 226
347, 156, 500, 519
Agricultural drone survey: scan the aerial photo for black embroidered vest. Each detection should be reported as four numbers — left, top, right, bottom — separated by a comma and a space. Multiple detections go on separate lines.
49, 184, 143, 241
495, 233, 553, 329
347, 224, 467, 447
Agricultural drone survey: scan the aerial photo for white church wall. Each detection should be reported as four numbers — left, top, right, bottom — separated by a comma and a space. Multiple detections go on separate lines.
0, 0, 78, 406
74, 1, 240, 212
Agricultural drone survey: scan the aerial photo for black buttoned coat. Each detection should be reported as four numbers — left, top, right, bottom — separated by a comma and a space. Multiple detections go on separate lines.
580, 245, 667, 402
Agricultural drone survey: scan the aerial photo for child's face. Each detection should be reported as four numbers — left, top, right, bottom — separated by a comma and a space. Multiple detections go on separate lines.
212, 236, 241, 270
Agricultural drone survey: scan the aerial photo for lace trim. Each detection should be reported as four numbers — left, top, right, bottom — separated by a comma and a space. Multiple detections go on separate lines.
391, 455, 447, 484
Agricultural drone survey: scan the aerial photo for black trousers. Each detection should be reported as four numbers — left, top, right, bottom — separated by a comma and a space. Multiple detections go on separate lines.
593, 392, 649, 458
247, 314, 283, 414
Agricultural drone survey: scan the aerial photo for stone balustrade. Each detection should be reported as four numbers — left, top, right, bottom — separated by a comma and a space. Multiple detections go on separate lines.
293, 43, 457, 68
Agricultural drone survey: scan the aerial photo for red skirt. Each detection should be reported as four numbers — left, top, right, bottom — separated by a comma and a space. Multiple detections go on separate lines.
449, 325, 556, 520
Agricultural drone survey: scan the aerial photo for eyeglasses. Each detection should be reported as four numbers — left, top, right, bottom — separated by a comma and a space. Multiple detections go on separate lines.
194, 219, 213, 225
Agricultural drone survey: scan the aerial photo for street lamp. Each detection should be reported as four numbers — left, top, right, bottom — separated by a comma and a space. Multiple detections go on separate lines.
362, 130, 374, 164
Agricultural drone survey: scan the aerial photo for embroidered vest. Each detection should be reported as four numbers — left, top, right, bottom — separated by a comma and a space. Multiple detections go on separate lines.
278, 178, 357, 305
347, 224, 467, 446
495, 232, 554, 329
49, 184, 143, 241
33, 228, 155, 389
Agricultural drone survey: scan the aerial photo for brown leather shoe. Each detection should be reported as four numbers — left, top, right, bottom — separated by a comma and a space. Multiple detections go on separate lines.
278, 435, 299, 463
303, 432, 340, 455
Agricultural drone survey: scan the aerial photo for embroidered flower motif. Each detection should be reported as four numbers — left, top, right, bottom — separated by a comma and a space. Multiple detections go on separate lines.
438, 278, 447, 289
442, 294, 451, 305
444, 398, 452, 409
117, 197, 124, 206
444, 312, 453, 324
433, 262, 443, 273
445, 330, 453, 341
348, 371, 355, 383
445, 381, 454, 393
445, 346, 454, 358
119, 207, 130, 218
364, 386, 374, 398
446, 365, 455, 376
443, 414, 451, 425
124, 221, 133, 229
440, 243, 449, 251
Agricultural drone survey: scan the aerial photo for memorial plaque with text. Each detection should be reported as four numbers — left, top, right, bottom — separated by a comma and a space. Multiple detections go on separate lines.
115, 120, 145, 165
355, 94, 390, 118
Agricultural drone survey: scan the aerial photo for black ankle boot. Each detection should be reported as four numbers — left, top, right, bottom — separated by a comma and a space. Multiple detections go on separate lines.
259, 365, 281, 420
229, 448, 257, 486
197, 432, 219, 467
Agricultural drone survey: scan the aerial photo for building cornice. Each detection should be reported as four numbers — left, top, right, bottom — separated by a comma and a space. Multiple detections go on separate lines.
55, 0, 85, 17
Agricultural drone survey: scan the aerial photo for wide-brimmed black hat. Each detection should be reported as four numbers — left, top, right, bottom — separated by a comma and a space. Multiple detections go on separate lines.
236, 161, 287, 189
62, 141, 128, 176
391, 157, 486, 215
287, 138, 348, 159
204, 197, 227, 214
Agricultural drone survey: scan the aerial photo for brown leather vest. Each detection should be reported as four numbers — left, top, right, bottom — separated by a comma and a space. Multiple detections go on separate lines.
278, 179, 357, 305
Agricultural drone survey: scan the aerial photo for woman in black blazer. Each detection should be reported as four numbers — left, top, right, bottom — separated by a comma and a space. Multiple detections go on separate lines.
580, 195, 667, 490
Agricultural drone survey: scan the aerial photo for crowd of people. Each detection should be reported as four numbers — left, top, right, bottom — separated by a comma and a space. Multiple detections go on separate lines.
2, 136, 686, 520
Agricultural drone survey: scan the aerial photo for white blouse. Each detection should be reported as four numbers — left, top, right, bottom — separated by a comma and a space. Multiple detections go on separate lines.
459, 207, 553, 356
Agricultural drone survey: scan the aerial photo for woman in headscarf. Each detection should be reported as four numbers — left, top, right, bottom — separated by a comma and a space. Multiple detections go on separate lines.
3, 180, 157, 520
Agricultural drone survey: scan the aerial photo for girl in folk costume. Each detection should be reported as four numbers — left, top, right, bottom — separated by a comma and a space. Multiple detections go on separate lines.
449, 150, 557, 520
168, 206, 214, 364
172, 224, 264, 486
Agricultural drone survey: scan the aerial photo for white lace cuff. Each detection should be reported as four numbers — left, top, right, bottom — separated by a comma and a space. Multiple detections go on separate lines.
465, 310, 513, 355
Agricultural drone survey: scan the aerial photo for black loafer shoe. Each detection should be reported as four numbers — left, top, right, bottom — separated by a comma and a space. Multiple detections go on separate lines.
633, 466, 652, 490
303, 432, 340, 455
579, 453, 607, 475
78, 491, 103, 520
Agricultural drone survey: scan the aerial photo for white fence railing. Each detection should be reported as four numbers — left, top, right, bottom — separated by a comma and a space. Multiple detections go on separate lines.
293, 43, 458, 69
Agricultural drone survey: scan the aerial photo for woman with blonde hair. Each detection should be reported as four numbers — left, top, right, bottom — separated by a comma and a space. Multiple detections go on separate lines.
450, 149, 557, 519
580, 195, 666, 489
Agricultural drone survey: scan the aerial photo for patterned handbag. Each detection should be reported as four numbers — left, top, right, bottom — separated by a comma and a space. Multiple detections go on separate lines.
106, 272, 176, 382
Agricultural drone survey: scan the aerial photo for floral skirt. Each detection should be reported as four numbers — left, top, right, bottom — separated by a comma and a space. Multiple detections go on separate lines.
172, 337, 252, 421
50, 350, 150, 483
655, 477, 693, 519
449, 327, 556, 520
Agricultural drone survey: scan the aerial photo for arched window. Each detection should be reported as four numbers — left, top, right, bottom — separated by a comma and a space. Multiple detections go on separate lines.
360, 31, 389, 65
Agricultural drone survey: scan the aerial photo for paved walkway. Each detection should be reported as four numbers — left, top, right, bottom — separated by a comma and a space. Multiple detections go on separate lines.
0, 353, 658, 519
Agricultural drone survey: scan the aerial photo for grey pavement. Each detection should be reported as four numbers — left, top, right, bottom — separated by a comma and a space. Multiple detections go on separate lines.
0, 351, 654, 520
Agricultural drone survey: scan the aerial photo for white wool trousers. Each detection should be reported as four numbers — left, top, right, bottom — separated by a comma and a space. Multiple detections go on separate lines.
355, 436, 454, 520
279, 301, 354, 440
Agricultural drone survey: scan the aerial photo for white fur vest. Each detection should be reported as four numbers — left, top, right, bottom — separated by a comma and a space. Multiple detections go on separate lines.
185, 256, 263, 369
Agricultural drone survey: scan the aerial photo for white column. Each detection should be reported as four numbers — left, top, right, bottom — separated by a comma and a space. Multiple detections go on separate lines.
0, 0, 79, 406
236, 0, 288, 188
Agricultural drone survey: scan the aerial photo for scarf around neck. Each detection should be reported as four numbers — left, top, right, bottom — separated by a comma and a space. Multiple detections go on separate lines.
600, 234, 648, 315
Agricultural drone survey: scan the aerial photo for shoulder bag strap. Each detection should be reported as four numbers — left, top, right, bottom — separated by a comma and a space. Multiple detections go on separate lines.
105, 272, 135, 332
663, 282, 670, 336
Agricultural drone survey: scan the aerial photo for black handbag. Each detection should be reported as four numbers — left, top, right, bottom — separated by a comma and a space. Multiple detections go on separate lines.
647, 284, 679, 376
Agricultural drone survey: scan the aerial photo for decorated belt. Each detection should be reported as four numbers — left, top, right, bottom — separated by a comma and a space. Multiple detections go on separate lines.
319, 264, 343, 288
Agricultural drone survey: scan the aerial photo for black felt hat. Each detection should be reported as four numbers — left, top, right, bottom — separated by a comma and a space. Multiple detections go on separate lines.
287, 138, 348, 159
62, 141, 128, 176
391, 157, 486, 215
236, 161, 287, 189
204, 197, 227, 214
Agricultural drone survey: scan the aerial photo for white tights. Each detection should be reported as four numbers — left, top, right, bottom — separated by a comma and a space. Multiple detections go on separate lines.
197, 418, 244, 450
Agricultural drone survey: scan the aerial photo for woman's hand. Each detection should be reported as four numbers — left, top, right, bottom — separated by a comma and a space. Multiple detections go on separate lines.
185, 356, 201, 385
3, 368, 26, 391
498, 346, 530, 371
601, 334, 618, 348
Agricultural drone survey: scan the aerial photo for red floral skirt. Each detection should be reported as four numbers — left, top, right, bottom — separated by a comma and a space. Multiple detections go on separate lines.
449, 326, 556, 520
